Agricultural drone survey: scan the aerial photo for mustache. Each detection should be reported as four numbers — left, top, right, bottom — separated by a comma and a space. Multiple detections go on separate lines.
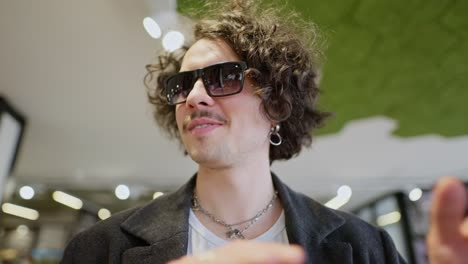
182, 111, 228, 131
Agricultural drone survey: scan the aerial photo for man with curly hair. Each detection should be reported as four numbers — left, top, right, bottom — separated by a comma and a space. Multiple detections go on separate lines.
61, 1, 468, 263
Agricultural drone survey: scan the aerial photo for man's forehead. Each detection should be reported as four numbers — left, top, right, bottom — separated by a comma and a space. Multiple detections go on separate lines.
180, 38, 240, 71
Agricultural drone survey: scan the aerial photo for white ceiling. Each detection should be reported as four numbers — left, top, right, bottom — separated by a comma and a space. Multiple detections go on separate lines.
1, 0, 467, 210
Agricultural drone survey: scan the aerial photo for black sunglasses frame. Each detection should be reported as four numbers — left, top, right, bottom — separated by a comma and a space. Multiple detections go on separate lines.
165, 61, 248, 105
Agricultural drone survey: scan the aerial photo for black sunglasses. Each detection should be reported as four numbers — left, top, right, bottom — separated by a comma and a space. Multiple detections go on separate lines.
165, 61, 248, 105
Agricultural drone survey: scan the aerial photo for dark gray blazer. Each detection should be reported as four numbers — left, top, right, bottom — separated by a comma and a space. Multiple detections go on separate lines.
61, 174, 407, 264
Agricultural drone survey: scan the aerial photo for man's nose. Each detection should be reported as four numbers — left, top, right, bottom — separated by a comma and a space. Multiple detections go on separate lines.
185, 78, 215, 108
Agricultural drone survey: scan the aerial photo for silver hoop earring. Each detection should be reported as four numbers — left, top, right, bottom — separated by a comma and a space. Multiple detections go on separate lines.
269, 124, 282, 146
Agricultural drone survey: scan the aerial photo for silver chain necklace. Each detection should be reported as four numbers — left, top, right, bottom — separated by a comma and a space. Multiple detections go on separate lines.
191, 190, 278, 240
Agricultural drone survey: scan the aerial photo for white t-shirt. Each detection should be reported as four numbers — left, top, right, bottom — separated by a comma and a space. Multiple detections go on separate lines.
187, 208, 289, 255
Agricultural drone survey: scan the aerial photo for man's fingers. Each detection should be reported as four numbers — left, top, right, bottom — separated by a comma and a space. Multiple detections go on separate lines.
430, 176, 467, 241
252, 243, 305, 264
461, 218, 468, 239
217, 241, 305, 264
168, 241, 305, 264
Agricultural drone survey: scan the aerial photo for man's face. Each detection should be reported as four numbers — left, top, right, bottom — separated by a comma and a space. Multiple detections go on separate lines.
175, 38, 271, 168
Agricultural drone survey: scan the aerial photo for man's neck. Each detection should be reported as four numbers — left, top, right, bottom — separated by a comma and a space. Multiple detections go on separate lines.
194, 157, 277, 226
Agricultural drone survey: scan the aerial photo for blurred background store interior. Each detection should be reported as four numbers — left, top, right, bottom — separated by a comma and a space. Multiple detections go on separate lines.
1, 0, 467, 263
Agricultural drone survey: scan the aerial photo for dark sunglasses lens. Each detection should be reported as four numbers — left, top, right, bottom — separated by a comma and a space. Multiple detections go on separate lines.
204, 63, 244, 96
166, 72, 194, 104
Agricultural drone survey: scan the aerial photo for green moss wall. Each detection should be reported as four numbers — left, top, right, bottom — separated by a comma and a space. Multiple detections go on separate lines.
179, 0, 468, 137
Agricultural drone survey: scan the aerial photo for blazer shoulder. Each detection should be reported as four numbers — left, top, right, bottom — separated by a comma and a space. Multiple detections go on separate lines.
291, 191, 386, 242
332, 209, 382, 237
328, 209, 406, 263
81, 205, 142, 238
290, 192, 406, 263
61, 206, 145, 264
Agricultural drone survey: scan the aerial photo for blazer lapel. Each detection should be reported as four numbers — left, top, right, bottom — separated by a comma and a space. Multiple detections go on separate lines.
120, 176, 197, 264
272, 173, 353, 264
311, 242, 353, 263
121, 233, 188, 264
119, 173, 353, 263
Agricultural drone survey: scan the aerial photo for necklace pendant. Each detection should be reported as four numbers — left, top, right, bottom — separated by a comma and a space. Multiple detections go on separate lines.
226, 229, 245, 240
191, 197, 200, 211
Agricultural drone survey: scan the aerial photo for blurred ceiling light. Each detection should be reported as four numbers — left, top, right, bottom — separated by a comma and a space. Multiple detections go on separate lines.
325, 185, 352, 209
409, 188, 423, 202
1, 203, 39, 220
143, 17, 162, 39
153, 192, 164, 199
19, 185, 35, 200
52, 191, 83, 210
16, 225, 29, 236
143, 0, 179, 39
115, 184, 130, 200
162, 31, 185, 52
377, 211, 401, 227
337, 185, 352, 197
98, 208, 111, 220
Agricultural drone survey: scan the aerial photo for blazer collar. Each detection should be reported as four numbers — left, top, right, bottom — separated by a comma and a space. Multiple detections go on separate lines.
272, 173, 350, 263
120, 176, 196, 263
120, 173, 347, 263
271, 173, 345, 245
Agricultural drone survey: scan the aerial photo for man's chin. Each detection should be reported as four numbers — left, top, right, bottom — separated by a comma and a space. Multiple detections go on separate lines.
189, 152, 212, 164
186, 149, 206, 162
188, 150, 229, 168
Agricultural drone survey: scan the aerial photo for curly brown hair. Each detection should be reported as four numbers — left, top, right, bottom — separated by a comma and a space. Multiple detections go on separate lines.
144, 0, 331, 162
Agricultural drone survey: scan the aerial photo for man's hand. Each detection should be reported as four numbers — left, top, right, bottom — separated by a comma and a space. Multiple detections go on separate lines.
427, 177, 468, 264
168, 241, 305, 264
